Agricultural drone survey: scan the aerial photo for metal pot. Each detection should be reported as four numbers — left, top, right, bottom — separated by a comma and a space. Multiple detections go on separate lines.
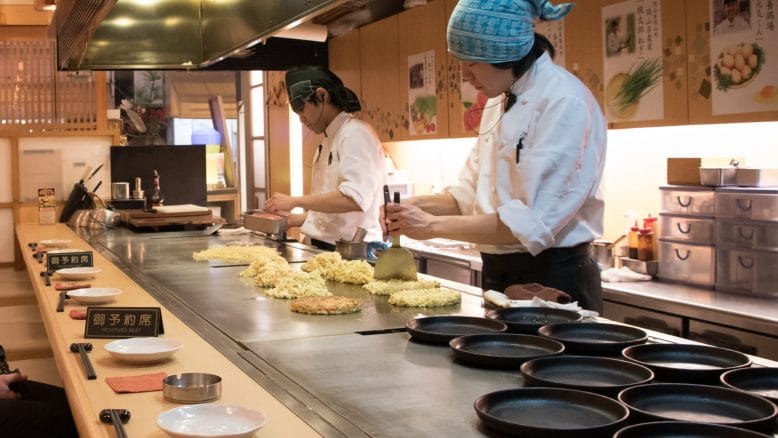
336, 240, 368, 260
592, 240, 614, 271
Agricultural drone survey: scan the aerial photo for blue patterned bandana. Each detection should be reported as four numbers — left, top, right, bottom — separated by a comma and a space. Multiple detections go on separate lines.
447, 0, 574, 63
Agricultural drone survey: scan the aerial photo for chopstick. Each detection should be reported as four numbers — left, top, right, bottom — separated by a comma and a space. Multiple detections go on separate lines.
109, 409, 129, 438
99, 409, 130, 438
70, 343, 96, 380
56, 292, 68, 312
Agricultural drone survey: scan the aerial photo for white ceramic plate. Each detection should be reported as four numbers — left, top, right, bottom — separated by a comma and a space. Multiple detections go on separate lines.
67, 287, 121, 304
104, 337, 183, 364
157, 404, 267, 438
40, 239, 71, 248
54, 267, 101, 280
47, 248, 84, 254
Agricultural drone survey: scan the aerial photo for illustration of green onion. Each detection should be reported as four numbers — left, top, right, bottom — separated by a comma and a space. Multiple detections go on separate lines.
615, 58, 663, 113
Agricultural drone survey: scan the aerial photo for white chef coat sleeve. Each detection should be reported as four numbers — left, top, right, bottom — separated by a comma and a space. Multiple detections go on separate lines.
497, 95, 602, 255
446, 139, 480, 215
336, 124, 384, 211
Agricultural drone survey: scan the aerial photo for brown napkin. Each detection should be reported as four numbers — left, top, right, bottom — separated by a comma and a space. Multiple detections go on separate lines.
504, 283, 572, 304
105, 372, 167, 394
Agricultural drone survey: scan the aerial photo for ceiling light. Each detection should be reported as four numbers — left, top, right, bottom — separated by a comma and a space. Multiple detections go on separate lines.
34, 0, 57, 12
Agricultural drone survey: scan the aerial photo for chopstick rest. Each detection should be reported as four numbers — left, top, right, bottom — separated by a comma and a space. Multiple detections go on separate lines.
70, 343, 97, 380
99, 409, 130, 438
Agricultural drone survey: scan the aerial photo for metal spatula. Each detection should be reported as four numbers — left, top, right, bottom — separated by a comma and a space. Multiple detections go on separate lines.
373, 188, 417, 281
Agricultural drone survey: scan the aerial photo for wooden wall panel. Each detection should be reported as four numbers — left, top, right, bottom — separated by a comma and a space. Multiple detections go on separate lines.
686, 0, 778, 124
359, 15, 401, 141
328, 31, 362, 102
398, 0, 449, 141
565, 0, 606, 111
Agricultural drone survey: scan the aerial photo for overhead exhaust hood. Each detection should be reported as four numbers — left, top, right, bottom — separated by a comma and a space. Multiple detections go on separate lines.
49, 0, 348, 70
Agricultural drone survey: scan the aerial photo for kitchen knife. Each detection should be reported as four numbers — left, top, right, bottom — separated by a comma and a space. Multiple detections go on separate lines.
86, 163, 103, 182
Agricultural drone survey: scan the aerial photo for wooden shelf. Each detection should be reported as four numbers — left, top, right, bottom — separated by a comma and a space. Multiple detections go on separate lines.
207, 187, 240, 223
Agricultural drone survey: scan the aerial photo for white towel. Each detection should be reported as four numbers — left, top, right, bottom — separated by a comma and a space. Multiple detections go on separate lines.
483, 290, 599, 319
601, 266, 652, 282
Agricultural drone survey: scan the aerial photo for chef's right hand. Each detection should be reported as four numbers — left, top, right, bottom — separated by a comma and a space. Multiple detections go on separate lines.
384, 202, 435, 241
0, 372, 26, 400
265, 193, 296, 213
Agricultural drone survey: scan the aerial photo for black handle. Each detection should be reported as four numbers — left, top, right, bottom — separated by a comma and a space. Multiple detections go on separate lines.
70, 343, 96, 380
393, 191, 400, 204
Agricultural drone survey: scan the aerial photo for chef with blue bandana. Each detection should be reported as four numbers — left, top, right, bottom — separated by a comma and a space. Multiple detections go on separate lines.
383, 0, 607, 312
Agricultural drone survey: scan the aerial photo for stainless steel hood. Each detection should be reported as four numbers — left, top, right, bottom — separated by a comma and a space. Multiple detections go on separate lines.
50, 0, 348, 70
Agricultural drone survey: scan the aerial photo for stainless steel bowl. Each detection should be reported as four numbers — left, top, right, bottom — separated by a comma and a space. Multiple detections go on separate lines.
336, 239, 368, 259
162, 373, 222, 404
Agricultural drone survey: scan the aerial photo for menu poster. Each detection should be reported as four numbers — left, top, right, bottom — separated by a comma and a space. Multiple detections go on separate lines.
38, 188, 56, 225
407, 50, 438, 135
710, 0, 778, 115
602, 0, 665, 122
536, 19, 567, 67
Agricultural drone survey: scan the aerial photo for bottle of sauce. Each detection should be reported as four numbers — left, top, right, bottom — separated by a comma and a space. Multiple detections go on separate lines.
637, 228, 655, 261
628, 221, 640, 259
643, 214, 659, 258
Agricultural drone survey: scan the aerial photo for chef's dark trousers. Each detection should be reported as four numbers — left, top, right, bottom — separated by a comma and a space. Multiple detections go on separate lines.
481, 243, 603, 313
0, 380, 78, 438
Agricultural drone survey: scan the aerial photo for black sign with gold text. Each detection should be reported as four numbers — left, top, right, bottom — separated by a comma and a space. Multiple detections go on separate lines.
84, 307, 164, 338
47, 251, 93, 272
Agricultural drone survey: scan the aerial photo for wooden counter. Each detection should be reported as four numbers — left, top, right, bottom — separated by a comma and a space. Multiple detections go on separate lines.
15, 223, 321, 438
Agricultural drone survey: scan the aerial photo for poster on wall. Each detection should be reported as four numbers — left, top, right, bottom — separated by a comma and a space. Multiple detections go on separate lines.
602, 0, 664, 122
407, 50, 437, 135
536, 19, 567, 67
710, 0, 778, 115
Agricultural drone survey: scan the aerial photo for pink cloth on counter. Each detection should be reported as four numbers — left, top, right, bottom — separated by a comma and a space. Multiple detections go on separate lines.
105, 372, 167, 393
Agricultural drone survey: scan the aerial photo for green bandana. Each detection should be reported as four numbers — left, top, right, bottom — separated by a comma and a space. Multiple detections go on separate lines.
285, 66, 361, 113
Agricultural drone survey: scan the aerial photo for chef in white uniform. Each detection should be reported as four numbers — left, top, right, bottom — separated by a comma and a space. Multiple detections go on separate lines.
383, 0, 607, 312
265, 66, 386, 249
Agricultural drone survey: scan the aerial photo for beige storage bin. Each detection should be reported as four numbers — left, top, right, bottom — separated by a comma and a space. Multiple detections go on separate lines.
657, 239, 715, 287
715, 187, 778, 221
716, 219, 778, 250
715, 245, 778, 296
660, 186, 715, 215
658, 213, 715, 244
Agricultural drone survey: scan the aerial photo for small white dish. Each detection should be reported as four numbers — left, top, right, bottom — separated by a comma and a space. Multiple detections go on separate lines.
55, 267, 101, 280
157, 404, 267, 438
67, 287, 121, 304
105, 337, 183, 364
47, 248, 84, 254
40, 239, 71, 248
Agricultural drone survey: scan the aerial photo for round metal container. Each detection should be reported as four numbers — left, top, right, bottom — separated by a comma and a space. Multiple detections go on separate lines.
336, 240, 368, 259
162, 373, 222, 404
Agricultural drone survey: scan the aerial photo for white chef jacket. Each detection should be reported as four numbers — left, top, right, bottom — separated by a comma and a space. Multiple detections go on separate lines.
447, 53, 607, 256
714, 15, 750, 34
301, 111, 387, 244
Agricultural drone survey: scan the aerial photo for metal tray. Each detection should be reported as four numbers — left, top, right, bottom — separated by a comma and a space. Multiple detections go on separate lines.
520, 355, 654, 397
721, 367, 778, 403
485, 307, 581, 334
243, 210, 287, 235
614, 421, 773, 438
449, 334, 564, 369
405, 315, 507, 345
621, 343, 751, 383
617, 383, 778, 434
537, 322, 647, 355
474, 387, 629, 438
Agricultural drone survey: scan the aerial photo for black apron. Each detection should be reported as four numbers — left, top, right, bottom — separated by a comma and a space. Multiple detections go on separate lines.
480, 243, 603, 313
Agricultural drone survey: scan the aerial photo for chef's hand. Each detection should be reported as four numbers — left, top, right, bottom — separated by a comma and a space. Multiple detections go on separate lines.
265, 193, 296, 213
0, 372, 26, 400
384, 202, 436, 241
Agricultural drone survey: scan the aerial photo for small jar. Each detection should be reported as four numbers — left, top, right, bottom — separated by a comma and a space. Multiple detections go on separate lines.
637, 228, 654, 261
628, 222, 640, 259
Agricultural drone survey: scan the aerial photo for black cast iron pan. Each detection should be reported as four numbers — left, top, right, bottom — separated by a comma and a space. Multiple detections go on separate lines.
537, 322, 647, 355
617, 383, 778, 434
449, 333, 564, 369
622, 343, 751, 383
721, 367, 778, 403
485, 307, 582, 334
474, 387, 629, 438
520, 355, 654, 397
614, 421, 773, 438
405, 315, 507, 345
